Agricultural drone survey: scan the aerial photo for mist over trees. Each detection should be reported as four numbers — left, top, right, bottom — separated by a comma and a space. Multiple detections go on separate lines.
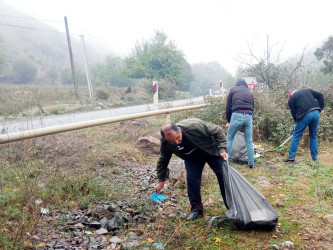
314, 36, 333, 75
190, 62, 234, 96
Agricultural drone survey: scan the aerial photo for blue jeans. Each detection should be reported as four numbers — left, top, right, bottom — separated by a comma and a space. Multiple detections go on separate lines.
227, 112, 254, 166
288, 110, 320, 160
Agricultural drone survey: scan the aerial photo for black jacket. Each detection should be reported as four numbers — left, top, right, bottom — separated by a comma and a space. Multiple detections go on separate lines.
288, 89, 324, 122
226, 79, 254, 122
156, 118, 227, 182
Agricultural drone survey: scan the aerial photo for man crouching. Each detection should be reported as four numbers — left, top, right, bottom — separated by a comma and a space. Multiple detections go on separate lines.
154, 118, 229, 221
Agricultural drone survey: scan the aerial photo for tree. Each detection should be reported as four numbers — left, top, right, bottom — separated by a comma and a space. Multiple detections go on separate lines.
91, 55, 128, 86
314, 36, 333, 75
236, 40, 309, 89
123, 30, 189, 89
11, 59, 37, 84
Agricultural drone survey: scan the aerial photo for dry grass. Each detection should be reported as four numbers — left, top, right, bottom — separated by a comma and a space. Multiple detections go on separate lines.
0, 113, 332, 249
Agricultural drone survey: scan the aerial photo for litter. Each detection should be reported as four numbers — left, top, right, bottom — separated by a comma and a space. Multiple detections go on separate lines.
40, 208, 49, 215
150, 192, 168, 203
152, 242, 166, 249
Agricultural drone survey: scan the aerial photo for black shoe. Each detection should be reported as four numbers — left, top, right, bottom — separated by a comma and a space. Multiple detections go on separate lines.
186, 211, 203, 221
283, 157, 295, 162
249, 164, 255, 168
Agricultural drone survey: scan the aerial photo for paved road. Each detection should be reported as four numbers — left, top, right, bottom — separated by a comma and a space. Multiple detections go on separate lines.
0, 97, 204, 134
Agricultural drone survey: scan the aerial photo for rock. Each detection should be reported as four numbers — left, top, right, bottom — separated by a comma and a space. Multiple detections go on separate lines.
94, 206, 114, 219
270, 244, 280, 249
96, 228, 108, 235
104, 204, 115, 212
122, 240, 140, 248
135, 136, 161, 155
280, 241, 294, 249
107, 212, 123, 231
168, 160, 186, 185
110, 236, 122, 244
125, 232, 138, 241
89, 221, 102, 229
89, 240, 100, 249
99, 217, 108, 229
323, 214, 333, 223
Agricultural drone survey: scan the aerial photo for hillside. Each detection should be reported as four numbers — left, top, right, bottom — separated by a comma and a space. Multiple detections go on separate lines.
0, 0, 113, 84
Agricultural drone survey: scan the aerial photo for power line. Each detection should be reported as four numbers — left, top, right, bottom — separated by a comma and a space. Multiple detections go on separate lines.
0, 13, 62, 23
0, 20, 131, 52
69, 23, 131, 51
0, 22, 81, 36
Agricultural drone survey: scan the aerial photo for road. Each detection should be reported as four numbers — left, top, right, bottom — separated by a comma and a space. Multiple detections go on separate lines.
0, 97, 204, 134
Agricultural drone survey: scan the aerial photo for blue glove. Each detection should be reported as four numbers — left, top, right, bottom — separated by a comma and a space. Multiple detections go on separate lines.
150, 192, 168, 203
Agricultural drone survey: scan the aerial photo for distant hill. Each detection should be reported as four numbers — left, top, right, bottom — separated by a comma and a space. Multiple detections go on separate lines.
0, 0, 114, 84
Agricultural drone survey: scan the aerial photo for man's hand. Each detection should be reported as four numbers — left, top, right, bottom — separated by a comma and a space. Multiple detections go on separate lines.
220, 152, 228, 161
320, 110, 324, 115
225, 123, 230, 129
155, 181, 165, 194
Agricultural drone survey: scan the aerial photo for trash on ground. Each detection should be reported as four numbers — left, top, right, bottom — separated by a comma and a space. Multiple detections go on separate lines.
150, 192, 168, 203
40, 208, 49, 215
152, 242, 166, 249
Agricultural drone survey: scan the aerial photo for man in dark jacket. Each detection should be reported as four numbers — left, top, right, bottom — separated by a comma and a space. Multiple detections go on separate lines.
155, 118, 229, 221
225, 79, 255, 168
284, 89, 324, 162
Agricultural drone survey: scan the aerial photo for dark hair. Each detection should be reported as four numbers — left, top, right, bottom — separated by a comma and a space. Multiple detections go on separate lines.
160, 123, 179, 138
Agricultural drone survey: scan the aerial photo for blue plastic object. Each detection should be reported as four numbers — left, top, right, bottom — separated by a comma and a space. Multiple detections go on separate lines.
150, 192, 168, 203
152, 242, 166, 249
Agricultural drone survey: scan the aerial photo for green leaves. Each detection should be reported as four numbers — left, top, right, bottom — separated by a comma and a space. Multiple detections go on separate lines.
123, 30, 190, 89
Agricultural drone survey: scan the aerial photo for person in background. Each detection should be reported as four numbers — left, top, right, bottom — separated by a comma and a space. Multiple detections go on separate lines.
154, 118, 229, 221
225, 79, 255, 168
284, 89, 324, 162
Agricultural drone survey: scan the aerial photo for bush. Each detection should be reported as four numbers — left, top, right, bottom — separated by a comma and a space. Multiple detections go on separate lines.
96, 89, 110, 100
171, 86, 333, 145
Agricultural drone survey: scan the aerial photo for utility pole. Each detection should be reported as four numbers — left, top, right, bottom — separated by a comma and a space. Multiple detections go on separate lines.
153, 81, 158, 110
64, 16, 79, 98
80, 35, 93, 98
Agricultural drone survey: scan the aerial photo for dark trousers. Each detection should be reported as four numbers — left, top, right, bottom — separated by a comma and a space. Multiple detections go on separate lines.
185, 155, 229, 212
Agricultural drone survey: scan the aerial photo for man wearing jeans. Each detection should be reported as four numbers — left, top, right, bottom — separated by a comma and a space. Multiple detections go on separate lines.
154, 118, 229, 221
284, 89, 324, 162
225, 79, 255, 168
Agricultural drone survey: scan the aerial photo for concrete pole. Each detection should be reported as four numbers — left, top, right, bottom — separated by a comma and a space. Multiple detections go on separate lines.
64, 16, 79, 98
153, 80, 158, 110
80, 35, 93, 98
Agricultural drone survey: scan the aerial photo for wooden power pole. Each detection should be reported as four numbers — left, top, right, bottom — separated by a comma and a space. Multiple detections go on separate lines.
64, 16, 79, 98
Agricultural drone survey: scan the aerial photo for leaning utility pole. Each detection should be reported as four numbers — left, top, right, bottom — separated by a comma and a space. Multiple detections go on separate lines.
64, 16, 79, 98
80, 35, 93, 98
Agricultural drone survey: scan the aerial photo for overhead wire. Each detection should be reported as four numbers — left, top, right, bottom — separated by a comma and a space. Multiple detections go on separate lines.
0, 13, 63, 23
0, 12, 131, 51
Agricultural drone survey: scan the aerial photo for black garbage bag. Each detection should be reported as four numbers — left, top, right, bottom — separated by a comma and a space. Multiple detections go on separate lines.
222, 161, 279, 230
231, 131, 248, 164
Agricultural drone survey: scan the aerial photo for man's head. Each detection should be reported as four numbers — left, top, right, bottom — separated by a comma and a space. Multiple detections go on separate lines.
235, 78, 249, 88
161, 123, 182, 145
285, 89, 295, 99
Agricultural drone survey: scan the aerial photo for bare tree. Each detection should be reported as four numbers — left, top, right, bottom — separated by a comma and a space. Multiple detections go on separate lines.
236, 39, 312, 90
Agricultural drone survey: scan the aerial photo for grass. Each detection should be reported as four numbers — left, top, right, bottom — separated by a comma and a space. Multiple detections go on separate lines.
0, 99, 332, 249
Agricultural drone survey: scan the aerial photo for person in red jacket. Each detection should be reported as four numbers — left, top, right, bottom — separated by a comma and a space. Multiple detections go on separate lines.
284, 89, 324, 162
